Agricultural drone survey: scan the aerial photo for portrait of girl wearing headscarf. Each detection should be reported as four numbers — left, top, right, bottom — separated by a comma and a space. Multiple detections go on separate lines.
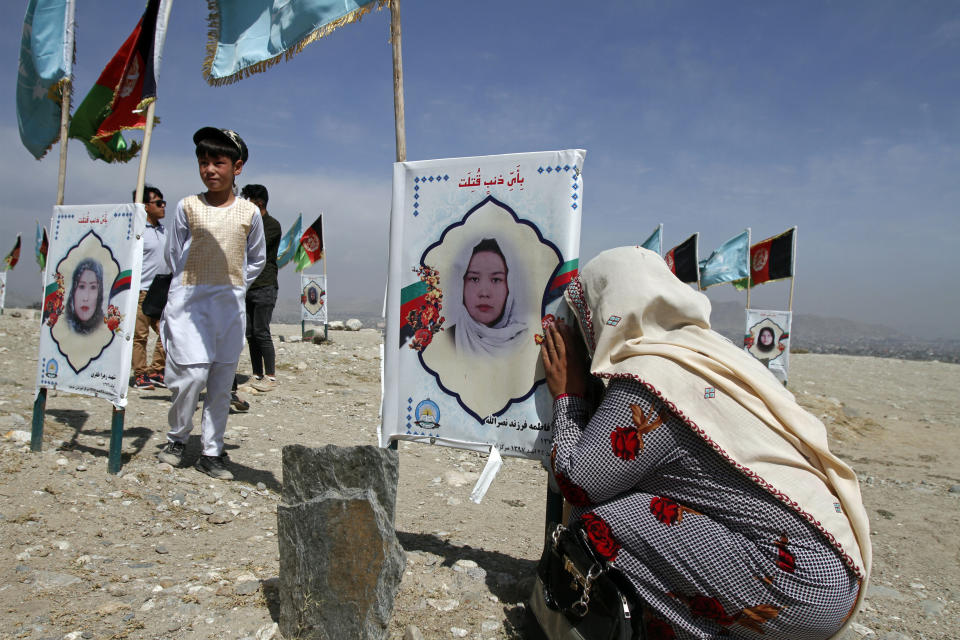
448, 238, 527, 357
49, 232, 121, 373
65, 258, 105, 335
418, 197, 561, 420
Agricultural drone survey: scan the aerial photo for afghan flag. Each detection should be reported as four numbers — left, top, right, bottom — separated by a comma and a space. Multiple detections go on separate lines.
35, 221, 49, 270
4, 235, 22, 271
665, 233, 699, 285
741, 227, 796, 288
109, 269, 133, 300
276, 213, 302, 269
544, 259, 579, 304
68, 0, 170, 162
294, 215, 324, 272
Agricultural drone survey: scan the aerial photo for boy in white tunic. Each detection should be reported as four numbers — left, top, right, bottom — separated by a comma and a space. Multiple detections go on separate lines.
158, 127, 266, 480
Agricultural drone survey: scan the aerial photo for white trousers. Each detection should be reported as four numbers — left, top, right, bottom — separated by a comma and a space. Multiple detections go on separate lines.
165, 359, 237, 456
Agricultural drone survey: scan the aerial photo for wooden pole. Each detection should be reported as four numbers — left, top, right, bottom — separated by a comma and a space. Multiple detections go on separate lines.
322, 215, 329, 341
788, 226, 797, 312
746, 228, 752, 310
55, 83, 72, 206
35, 77, 74, 451
389, 0, 405, 451
134, 101, 158, 203
390, 0, 406, 163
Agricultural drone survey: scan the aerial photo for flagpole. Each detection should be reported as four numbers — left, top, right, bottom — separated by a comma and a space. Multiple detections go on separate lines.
134, 0, 172, 202
746, 228, 752, 310
55, 82, 72, 206
134, 101, 157, 202
321, 215, 328, 342
390, 0, 406, 162
788, 226, 797, 313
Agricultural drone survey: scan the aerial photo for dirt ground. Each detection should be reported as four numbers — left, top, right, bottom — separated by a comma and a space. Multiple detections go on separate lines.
0, 310, 957, 640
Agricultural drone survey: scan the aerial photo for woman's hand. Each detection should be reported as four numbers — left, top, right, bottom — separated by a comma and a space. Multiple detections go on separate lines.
541, 320, 588, 399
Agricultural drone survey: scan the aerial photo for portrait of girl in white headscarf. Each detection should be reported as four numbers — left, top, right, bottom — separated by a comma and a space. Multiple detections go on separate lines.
448, 237, 527, 357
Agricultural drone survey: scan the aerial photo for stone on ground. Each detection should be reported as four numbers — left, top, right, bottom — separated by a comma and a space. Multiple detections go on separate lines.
278, 444, 404, 639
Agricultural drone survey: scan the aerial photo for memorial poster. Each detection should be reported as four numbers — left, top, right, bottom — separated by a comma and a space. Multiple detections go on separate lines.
36, 204, 145, 405
744, 308, 792, 384
381, 150, 585, 460
300, 274, 327, 323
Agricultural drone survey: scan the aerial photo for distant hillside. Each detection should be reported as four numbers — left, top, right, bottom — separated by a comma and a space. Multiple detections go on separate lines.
708, 301, 907, 343
709, 301, 959, 363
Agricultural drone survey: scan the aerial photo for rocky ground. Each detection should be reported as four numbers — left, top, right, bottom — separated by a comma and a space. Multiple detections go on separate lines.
0, 309, 957, 640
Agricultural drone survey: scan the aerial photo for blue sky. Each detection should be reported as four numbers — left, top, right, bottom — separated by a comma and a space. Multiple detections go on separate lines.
2, 1, 958, 337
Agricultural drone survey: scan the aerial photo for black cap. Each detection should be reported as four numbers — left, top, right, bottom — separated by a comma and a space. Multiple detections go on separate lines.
193, 127, 248, 164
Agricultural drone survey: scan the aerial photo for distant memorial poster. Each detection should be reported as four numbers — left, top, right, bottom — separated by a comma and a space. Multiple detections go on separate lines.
301, 274, 327, 323
36, 204, 146, 405
744, 308, 792, 384
382, 150, 585, 459
0, 272, 5, 312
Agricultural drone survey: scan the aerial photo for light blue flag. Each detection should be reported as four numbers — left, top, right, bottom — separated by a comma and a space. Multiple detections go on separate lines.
641, 224, 662, 255
698, 230, 750, 289
204, 0, 384, 85
17, 0, 75, 159
276, 213, 302, 269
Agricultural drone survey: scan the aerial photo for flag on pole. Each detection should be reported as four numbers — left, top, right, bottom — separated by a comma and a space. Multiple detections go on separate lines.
294, 215, 324, 272
640, 224, 662, 255
4, 235, 22, 271
664, 233, 699, 285
16, 0, 76, 159
68, 0, 170, 163
736, 227, 796, 288
276, 213, 302, 269
203, 0, 386, 85
35, 222, 49, 271
698, 230, 749, 289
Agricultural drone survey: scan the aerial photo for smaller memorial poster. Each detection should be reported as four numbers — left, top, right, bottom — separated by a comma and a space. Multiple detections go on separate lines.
36, 204, 146, 406
744, 308, 792, 384
382, 150, 585, 460
300, 274, 327, 323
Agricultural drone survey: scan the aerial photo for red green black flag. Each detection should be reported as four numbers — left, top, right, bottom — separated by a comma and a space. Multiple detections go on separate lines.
3, 235, 21, 271
68, 0, 167, 162
294, 215, 324, 272
665, 233, 699, 285
748, 227, 795, 287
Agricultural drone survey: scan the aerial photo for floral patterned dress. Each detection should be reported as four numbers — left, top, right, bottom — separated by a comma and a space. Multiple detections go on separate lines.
551, 378, 859, 640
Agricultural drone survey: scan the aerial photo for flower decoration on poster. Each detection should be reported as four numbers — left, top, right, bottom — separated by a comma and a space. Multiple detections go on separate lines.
404, 265, 445, 351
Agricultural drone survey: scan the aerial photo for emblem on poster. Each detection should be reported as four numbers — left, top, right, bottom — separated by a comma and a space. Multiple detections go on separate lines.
414, 399, 440, 430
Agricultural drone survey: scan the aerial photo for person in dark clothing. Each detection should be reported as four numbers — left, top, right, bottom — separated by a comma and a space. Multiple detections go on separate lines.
240, 184, 281, 392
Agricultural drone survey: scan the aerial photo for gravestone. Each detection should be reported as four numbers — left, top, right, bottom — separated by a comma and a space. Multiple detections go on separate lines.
278, 445, 404, 640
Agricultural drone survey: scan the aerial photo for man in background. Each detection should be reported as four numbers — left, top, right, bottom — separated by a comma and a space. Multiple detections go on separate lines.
131, 185, 168, 390
240, 184, 281, 392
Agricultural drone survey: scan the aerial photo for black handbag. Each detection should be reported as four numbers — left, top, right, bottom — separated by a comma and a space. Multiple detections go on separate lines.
529, 522, 642, 640
141, 273, 172, 319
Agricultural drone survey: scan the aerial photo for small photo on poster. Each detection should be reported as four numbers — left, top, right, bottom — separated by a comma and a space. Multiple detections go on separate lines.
300, 274, 327, 323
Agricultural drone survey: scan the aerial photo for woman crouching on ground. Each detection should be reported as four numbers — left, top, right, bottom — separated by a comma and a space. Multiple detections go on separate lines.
540, 246, 870, 639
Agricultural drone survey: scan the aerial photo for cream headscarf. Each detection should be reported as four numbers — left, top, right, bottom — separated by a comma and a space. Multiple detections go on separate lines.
565, 247, 871, 629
